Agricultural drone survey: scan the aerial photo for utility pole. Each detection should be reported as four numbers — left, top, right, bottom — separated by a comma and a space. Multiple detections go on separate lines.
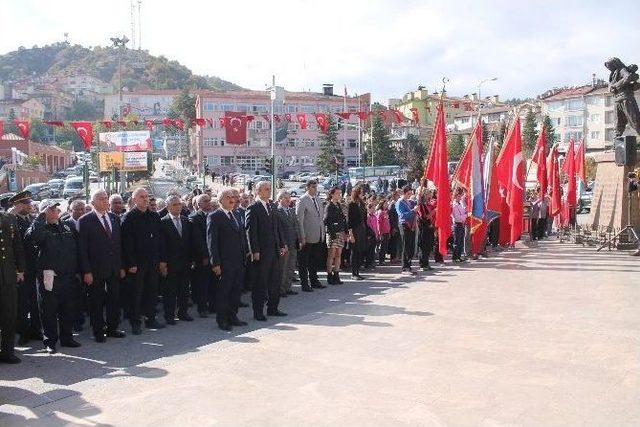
110, 35, 129, 192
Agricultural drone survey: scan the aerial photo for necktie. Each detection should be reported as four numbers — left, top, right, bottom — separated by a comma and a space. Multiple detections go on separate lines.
228, 211, 238, 229
312, 197, 319, 215
101, 214, 112, 237
174, 217, 182, 236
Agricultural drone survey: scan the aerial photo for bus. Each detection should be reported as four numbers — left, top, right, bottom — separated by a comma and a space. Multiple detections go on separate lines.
347, 165, 404, 185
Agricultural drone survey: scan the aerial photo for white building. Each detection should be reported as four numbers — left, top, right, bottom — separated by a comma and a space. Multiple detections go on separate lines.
103, 89, 180, 120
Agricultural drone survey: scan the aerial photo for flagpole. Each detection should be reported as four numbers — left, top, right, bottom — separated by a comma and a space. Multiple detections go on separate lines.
270, 75, 276, 199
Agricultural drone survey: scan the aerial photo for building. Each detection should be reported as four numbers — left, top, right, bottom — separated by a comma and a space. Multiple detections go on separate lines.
55, 74, 112, 103
0, 98, 46, 120
104, 89, 181, 120
194, 87, 370, 174
452, 103, 540, 139
538, 80, 640, 153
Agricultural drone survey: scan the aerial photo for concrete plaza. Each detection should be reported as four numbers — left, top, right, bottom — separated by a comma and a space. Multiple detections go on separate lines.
0, 240, 638, 426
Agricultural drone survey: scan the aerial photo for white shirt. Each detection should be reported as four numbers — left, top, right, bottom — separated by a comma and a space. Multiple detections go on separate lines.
452, 200, 467, 223
256, 197, 270, 215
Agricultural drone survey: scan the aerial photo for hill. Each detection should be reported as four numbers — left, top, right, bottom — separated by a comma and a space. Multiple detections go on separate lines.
0, 42, 242, 91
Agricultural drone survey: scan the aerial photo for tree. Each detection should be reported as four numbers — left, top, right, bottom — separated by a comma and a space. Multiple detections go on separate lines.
169, 88, 197, 124
401, 133, 427, 181
315, 115, 344, 177
522, 110, 538, 157
66, 99, 102, 120
4, 108, 18, 135
542, 115, 557, 146
363, 115, 397, 166
496, 121, 508, 150
29, 118, 49, 143
447, 134, 465, 161
54, 126, 83, 152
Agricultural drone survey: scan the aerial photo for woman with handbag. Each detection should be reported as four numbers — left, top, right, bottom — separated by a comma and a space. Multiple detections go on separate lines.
323, 187, 348, 285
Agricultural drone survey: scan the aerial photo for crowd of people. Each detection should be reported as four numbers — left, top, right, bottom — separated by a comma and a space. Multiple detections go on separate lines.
0, 176, 528, 365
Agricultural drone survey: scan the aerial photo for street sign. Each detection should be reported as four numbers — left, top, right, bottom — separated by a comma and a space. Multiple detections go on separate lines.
99, 131, 152, 151
98, 152, 124, 171
123, 151, 148, 171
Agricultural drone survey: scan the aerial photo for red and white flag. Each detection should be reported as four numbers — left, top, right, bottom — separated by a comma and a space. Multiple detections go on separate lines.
144, 119, 155, 131
296, 113, 307, 129
531, 125, 548, 198
562, 138, 577, 208
410, 108, 419, 124
70, 121, 93, 151
15, 120, 30, 139
225, 111, 247, 145
547, 145, 562, 217
575, 138, 586, 185
314, 113, 329, 133
495, 116, 524, 245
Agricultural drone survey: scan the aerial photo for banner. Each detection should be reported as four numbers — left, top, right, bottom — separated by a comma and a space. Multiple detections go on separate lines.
98, 152, 124, 172
99, 131, 152, 152
123, 151, 148, 171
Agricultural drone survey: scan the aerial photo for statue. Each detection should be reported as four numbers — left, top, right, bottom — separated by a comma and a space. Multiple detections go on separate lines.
604, 57, 640, 137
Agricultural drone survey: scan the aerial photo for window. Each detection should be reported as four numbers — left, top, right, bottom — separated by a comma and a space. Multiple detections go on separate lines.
566, 99, 584, 110
220, 103, 234, 112
348, 139, 357, 148
564, 131, 583, 143
207, 156, 220, 165
605, 111, 614, 124
567, 115, 583, 127
605, 128, 615, 142
590, 131, 600, 140
346, 123, 357, 131
251, 104, 268, 113
555, 117, 561, 126
586, 96, 602, 106
286, 104, 297, 113
605, 96, 613, 107
236, 104, 249, 113
204, 102, 216, 111
590, 113, 600, 123
288, 138, 296, 147
221, 156, 234, 166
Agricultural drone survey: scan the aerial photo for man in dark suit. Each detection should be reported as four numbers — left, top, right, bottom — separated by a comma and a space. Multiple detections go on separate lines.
207, 188, 249, 331
78, 189, 126, 342
121, 187, 165, 335
189, 193, 215, 317
159, 195, 195, 324
246, 181, 287, 321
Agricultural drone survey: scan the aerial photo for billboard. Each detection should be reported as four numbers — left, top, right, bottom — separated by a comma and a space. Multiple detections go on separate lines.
99, 131, 152, 152
123, 152, 148, 171
98, 152, 124, 172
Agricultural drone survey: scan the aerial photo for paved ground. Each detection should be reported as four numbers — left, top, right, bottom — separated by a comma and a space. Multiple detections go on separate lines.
1, 240, 638, 426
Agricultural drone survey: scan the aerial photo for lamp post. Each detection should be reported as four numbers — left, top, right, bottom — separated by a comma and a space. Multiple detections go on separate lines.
477, 77, 498, 118
110, 35, 129, 193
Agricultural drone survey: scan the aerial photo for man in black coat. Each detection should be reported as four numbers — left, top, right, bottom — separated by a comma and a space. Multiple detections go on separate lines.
78, 189, 126, 342
159, 195, 195, 324
246, 181, 287, 320
121, 187, 165, 335
189, 193, 215, 317
207, 188, 249, 330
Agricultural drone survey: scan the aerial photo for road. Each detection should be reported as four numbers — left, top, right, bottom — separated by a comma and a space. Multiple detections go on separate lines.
1, 240, 638, 426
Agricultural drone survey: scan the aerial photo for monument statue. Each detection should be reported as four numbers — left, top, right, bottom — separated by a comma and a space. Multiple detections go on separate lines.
604, 57, 640, 137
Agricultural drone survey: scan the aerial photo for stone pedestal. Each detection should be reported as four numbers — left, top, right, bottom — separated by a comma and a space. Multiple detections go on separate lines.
589, 151, 640, 229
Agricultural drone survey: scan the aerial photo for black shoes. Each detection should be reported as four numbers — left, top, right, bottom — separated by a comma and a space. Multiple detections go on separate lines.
352, 274, 365, 280
280, 292, 288, 298
301, 284, 313, 292
178, 314, 194, 322
145, 319, 166, 329
286, 290, 298, 295
254, 313, 268, 321
218, 322, 232, 331
230, 318, 248, 327
238, 301, 250, 308
60, 339, 81, 348
165, 318, 177, 326
45, 345, 57, 354
106, 330, 126, 338
311, 281, 326, 289
327, 271, 343, 285
267, 310, 287, 317
95, 333, 107, 343
0, 353, 21, 364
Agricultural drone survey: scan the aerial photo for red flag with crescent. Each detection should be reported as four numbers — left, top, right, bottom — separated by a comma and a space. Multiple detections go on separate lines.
245, 115, 255, 122
274, 115, 281, 123
117, 120, 128, 127
284, 113, 292, 122
336, 112, 351, 120
219, 117, 228, 128
261, 114, 270, 122
531, 125, 548, 198
173, 119, 184, 130
70, 121, 94, 151
314, 113, 329, 133
15, 121, 30, 139
410, 108, 419, 123
205, 118, 213, 128
194, 118, 206, 127
296, 113, 307, 129
391, 109, 404, 123
575, 138, 586, 185
162, 118, 172, 127
547, 145, 562, 217
101, 121, 113, 129
44, 121, 65, 127
357, 111, 369, 121
495, 116, 524, 245
225, 111, 247, 145
144, 119, 155, 131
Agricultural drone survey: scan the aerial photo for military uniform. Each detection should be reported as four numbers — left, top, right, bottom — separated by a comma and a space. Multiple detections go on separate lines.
0, 212, 25, 363
26, 208, 80, 351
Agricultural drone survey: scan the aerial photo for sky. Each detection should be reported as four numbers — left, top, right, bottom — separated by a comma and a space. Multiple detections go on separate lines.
1, 0, 638, 103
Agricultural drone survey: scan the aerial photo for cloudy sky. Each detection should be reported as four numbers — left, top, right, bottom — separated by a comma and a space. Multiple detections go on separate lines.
1, 0, 638, 102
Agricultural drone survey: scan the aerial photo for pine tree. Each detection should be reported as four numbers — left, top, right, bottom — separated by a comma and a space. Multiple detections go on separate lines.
363, 115, 397, 166
402, 133, 427, 181
522, 110, 538, 157
496, 120, 508, 150
315, 115, 344, 177
542, 115, 557, 146
447, 134, 465, 161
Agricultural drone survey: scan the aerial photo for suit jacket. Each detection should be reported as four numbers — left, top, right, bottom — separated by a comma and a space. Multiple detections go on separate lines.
78, 211, 122, 278
159, 214, 194, 273
189, 210, 209, 263
207, 208, 247, 270
275, 205, 299, 248
121, 208, 162, 268
246, 200, 284, 257
296, 193, 324, 244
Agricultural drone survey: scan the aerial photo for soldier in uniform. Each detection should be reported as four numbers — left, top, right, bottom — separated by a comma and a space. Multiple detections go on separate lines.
27, 200, 81, 354
0, 207, 26, 364
10, 191, 43, 346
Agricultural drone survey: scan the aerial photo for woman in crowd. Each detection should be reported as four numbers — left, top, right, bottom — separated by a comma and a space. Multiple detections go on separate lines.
416, 185, 435, 271
364, 202, 379, 269
323, 187, 348, 285
347, 185, 367, 280
376, 199, 391, 265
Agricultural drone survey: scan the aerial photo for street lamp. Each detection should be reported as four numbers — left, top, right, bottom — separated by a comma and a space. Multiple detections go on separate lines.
477, 77, 498, 126
110, 35, 129, 193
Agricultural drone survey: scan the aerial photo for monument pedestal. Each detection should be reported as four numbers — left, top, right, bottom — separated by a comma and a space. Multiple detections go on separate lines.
589, 151, 639, 231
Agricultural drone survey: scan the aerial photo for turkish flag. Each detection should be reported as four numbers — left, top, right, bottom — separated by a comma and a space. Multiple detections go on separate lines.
70, 121, 94, 151
274, 114, 281, 123
531, 126, 548, 198
562, 138, 577, 208
314, 113, 329, 133
424, 102, 451, 256
575, 138, 586, 185
410, 108, 419, 123
296, 113, 307, 129
117, 120, 127, 127
262, 114, 270, 122
101, 120, 113, 129
547, 145, 562, 217
391, 110, 404, 123
495, 117, 524, 245
284, 113, 292, 122
219, 117, 228, 128
162, 118, 172, 127
44, 121, 65, 127
15, 121, 30, 139
173, 119, 185, 130
245, 115, 255, 122
225, 111, 247, 145
144, 119, 155, 131
205, 118, 213, 128
357, 111, 369, 121
194, 118, 206, 127
336, 112, 351, 120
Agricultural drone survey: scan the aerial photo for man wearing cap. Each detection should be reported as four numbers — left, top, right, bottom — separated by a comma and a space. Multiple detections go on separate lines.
27, 200, 81, 354
0, 208, 26, 364
10, 191, 43, 346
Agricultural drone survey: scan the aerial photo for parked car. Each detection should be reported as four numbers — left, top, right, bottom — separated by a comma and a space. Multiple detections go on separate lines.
62, 177, 86, 199
23, 183, 53, 201
578, 183, 593, 214
47, 178, 65, 197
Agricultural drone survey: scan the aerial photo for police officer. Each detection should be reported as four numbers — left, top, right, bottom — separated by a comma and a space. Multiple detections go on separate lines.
27, 200, 81, 354
0, 209, 26, 364
10, 191, 43, 346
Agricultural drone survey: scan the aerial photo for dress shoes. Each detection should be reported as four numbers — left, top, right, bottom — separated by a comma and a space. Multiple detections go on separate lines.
230, 318, 248, 327
351, 274, 365, 280
106, 330, 126, 338
95, 334, 107, 343
165, 318, 177, 326
60, 339, 82, 348
131, 324, 142, 335
178, 313, 194, 322
311, 282, 326, 289
0, 353, 21, 364
45, 345, 57, 354
267, 310, 287, 317
286, 290, 298, 295
254, 313, 268, 321
218, 322, 232, 331
301, 284, 313, 292
145, 319, 166, 329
